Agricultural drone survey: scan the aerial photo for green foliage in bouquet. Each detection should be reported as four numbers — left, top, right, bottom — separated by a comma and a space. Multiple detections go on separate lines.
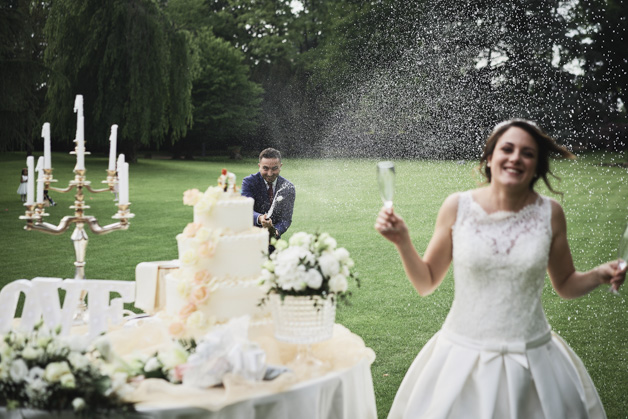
259, 232, 360, 305
0, 322, 135, 416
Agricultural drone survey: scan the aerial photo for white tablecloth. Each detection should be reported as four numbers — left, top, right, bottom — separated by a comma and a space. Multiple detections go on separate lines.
2, 323, 377, 419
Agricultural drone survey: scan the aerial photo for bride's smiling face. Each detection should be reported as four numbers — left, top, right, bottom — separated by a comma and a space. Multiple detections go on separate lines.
487, 127, 538, 188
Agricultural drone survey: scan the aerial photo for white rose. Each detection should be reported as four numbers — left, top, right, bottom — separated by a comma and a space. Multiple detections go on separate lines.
36, 336, 52, 349
181, 249, 198, 266
274, 239, 289, 251
59, 335, 89, 353
93, 336, 113, 362
44, 361, 72, 383
21, 345, 43, 361
68, 352, 90, 370
144, 357, 162, 373
108, 371, 133, 398
288, 232, 312, 248
195, 227, 211, 242
318, 253, 340, 278
186, 311, 208, 329
9, 358, 28, 382
334, 247, 351, 263
323, 235, 337, 250
262, 260, 275, 272
194, 198, 211, 213
329, 274, 348, 293
158, 344, 189, 370
60, 372, 76, 389
72, 397, 86, 412
25, 367, 47, 396
176, 279, 192, 297
304, 269, 323, 289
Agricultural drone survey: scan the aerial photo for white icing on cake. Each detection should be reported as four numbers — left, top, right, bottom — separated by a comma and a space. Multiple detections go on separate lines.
164, 186, 269, 335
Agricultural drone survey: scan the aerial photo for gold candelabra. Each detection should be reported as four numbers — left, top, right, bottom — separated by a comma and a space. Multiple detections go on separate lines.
20, 166, 134, 319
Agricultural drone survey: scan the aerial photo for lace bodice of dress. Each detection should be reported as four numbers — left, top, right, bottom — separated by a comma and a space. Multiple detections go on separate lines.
443, 191, 553, 342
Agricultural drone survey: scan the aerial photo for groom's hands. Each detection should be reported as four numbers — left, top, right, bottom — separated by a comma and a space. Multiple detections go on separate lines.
258, 214, 278, 237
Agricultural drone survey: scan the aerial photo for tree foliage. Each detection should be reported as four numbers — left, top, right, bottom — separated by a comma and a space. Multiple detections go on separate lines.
1, 0, 626, 156
0, 0, 49, 152
44, 0, 193, 161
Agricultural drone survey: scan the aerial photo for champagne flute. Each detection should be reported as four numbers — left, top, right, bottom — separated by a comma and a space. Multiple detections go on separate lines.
611, 223, 628, 294
377, 161, 395, 208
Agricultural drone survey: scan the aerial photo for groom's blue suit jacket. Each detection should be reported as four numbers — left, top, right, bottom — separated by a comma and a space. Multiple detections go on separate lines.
241, 172, 295, 238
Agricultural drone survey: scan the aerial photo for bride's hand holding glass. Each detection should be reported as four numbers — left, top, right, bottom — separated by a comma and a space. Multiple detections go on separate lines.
375, 207, 409, 245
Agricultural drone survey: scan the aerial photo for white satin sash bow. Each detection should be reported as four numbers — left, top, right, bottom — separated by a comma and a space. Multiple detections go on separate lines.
441, 330, 552, 369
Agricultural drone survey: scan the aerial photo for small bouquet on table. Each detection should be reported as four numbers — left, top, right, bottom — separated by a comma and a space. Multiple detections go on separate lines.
259, 232, 359, 368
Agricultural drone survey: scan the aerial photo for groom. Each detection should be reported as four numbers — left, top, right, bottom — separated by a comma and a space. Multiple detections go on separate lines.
241, 148, 295, 240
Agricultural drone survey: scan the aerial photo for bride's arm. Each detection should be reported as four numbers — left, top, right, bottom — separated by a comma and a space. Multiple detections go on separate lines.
547, 200, 626, 298
375, 194, 457, 296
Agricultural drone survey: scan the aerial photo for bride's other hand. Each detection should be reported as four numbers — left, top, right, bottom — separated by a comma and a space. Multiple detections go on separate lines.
375, 207, 409, 245
605, 260, 627, 292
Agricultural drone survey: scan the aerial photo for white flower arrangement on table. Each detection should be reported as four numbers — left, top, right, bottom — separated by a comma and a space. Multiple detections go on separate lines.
0, 322, 135, 415
259, 232, 359, 305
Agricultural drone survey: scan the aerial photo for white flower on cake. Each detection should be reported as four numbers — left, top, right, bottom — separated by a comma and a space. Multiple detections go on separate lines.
195, 227, 212, 242
198, 240, 217, 258
176, 280, 192, 297
181, 249, 198, 266
183, 189, 201, 206
260, 232, 359, 305
186, 311, 209, 329
183, 222, 201, 237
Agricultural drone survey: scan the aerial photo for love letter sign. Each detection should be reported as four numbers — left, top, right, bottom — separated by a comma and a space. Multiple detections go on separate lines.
0, 278, 135, 338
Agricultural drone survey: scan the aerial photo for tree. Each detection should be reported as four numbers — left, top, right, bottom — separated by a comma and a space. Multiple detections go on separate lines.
179, 28, 264, 155
0, 0, 50, 152
162, 0, 264, 156
44, 0, 193, 162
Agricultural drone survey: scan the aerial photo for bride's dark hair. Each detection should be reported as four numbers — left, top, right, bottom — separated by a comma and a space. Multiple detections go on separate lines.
478, 119, 575, 195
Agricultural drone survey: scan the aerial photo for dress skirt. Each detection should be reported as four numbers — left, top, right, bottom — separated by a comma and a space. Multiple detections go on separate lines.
387, 330, 605, 419
17, 182, 27, 194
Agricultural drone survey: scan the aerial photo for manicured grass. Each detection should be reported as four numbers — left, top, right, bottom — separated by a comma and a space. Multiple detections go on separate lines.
1, 151, 627, 418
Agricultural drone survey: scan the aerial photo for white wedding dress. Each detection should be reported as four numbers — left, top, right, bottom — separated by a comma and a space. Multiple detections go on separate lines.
388, 191, 606, 419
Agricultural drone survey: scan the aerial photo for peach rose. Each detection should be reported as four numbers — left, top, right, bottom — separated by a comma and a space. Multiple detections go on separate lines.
190, 286, 209, 304
194, 270, 211, 284
179, 302, 197, 319
198, 241, 216, 258
183, 189, 201, 206
168, 322, 186, 337
183, 223, 202, 237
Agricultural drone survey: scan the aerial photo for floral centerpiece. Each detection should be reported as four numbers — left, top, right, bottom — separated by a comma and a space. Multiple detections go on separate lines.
259, 232, 359, 305
0, 322, 135, 415
259, 232, 359, 345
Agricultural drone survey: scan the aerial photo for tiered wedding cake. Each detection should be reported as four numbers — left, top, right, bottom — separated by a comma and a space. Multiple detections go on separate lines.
164, 180, 269, 335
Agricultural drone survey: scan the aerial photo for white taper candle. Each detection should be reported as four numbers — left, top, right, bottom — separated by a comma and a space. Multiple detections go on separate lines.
75, 116, 85, 171
42, 123, 51, 169
108, 125, 118, 171
36, 157, 44, 204
26, 156, 35, 205
119, 162, 129, 205
74, 95, 83, 118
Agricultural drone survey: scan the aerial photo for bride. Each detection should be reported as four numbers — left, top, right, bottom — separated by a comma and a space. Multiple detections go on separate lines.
375, 119, 625, 419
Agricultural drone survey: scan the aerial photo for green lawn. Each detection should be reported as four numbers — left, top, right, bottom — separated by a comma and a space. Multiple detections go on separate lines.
1, 151, 627, 418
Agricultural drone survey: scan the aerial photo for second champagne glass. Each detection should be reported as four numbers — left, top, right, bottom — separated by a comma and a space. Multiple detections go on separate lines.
611, 223, 628, 294
377, 161, 395, 208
